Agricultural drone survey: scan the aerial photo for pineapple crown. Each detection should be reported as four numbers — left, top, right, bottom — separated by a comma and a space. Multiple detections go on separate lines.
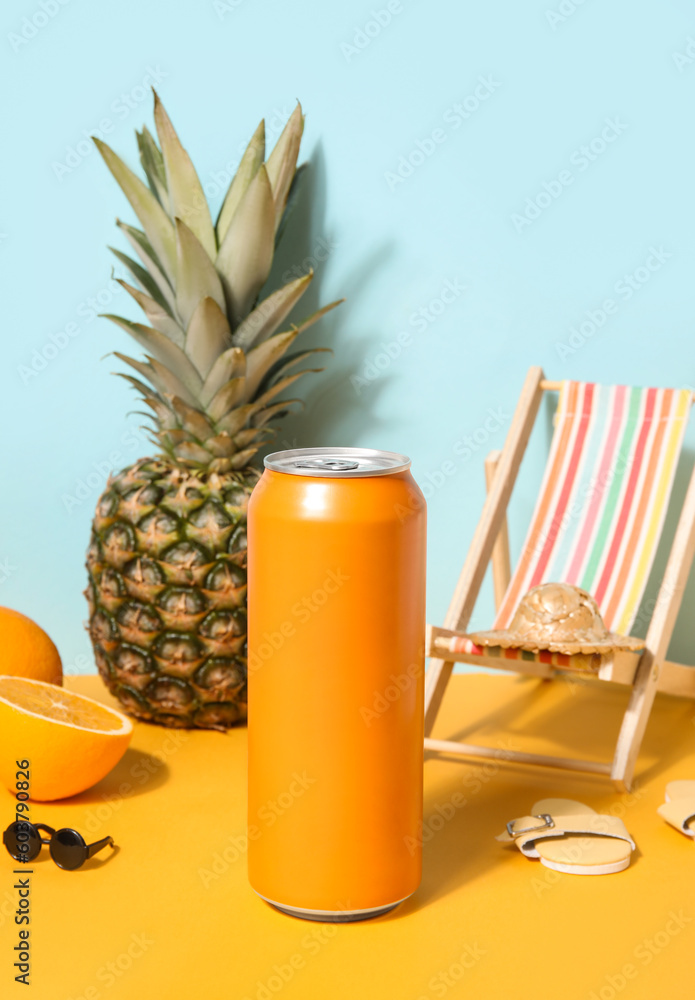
94, 92, 342, 474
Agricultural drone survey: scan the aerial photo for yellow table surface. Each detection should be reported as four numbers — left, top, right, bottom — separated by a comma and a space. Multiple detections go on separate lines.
2, 672, 695, 1000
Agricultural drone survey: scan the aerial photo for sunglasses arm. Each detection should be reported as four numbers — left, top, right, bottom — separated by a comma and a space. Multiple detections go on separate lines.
86, 836, 115, 860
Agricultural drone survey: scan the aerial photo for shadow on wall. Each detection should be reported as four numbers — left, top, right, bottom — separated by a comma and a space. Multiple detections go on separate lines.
636, 446, 695, 665
259, 140, 394, 458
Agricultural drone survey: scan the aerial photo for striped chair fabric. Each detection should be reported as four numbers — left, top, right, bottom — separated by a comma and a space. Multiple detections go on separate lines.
452, 381, 691, 664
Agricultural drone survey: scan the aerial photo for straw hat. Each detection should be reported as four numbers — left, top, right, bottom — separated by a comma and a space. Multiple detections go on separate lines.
467, 583, 645, 655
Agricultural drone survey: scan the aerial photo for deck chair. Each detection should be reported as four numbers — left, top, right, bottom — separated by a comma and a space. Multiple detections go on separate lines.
424, 367, 695, 791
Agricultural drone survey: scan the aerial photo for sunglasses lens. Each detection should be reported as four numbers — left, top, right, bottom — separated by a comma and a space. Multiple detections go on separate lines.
50, 829, 87, 871
3, 822, 41, 862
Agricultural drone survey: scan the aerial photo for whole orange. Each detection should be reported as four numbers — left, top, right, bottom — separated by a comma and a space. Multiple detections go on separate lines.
0, 607, 62, 685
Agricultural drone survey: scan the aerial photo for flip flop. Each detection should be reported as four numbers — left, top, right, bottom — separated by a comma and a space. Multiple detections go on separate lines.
658, 780, 695, 839
497, 798, 635, 875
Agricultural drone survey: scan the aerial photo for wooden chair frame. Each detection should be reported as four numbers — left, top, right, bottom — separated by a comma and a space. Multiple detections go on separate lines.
424, 366, 695, 791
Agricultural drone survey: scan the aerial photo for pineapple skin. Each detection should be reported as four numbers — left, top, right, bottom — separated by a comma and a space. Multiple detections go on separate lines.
85, 457, 260, 729
87, 95, 342, 728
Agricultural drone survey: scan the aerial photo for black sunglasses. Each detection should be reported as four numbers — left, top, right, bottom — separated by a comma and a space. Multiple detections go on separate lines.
3, 821, 115, 870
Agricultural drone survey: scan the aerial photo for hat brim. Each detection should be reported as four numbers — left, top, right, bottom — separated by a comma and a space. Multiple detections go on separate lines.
466, 629, 645, 656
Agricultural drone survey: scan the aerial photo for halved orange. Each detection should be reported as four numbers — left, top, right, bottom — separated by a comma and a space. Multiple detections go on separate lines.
0, 677, 133, 801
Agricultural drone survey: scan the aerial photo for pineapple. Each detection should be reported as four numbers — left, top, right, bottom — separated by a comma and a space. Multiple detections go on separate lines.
85, 93, 341, 729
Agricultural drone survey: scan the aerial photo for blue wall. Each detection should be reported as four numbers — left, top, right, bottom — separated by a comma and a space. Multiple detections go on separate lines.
3, 0, 695, 673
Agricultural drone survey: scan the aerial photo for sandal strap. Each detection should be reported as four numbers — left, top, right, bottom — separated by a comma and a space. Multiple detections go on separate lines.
497, 812, 635, 858
658, 797, 695, 838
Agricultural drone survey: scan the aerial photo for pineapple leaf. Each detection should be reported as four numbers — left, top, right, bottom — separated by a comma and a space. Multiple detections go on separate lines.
200, 347, 246, 406
243, 329, 299, 401
144, 431, 163, 451
252, 399, 302, 427
275, 162, 307, 247
240, 302, 340, 399
233, 427, 272, 448
169, 397, 215, 440
204, 434, 236, 458
153, 92, 217, 259
185, 297, 233, 379
116, 279, 185, 346
252, 369, 323, 409
143, 356, 204, 407
115, 373, 177, 428
293, 298, 344, 336
266, 103, 304, 232
259, 348, 331, 391
128, 410, 158, 427
216, 164, 275, 328
94, 136, 177, 282
217, 406, 253, 444
229, 446, 262, 470
208, 378, 248, 421
216, 119, 265, 245
109, 248, 171, 314
97, 95, 342, 475
142, 396, 179, 429
161, 429, 194, 449
116, 221, 177, 315
171, 440, 214, 465
113, 352, 199, 407
136, 127, 169, 212
216, 402, 256, 436
231, 271, 312, 352
175, 219, 227, 327
103, 317, 203, 395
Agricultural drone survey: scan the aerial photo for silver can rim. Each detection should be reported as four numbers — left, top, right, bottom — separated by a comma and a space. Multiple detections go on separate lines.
263, 446, 411, 478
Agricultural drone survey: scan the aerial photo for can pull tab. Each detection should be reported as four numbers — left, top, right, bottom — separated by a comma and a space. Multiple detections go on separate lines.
293, 458, 359, 471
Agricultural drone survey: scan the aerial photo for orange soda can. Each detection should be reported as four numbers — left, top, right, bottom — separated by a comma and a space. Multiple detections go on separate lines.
247, 447, 426, 921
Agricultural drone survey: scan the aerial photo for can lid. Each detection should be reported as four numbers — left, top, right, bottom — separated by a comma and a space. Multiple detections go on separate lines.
263, 447, 411, 478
